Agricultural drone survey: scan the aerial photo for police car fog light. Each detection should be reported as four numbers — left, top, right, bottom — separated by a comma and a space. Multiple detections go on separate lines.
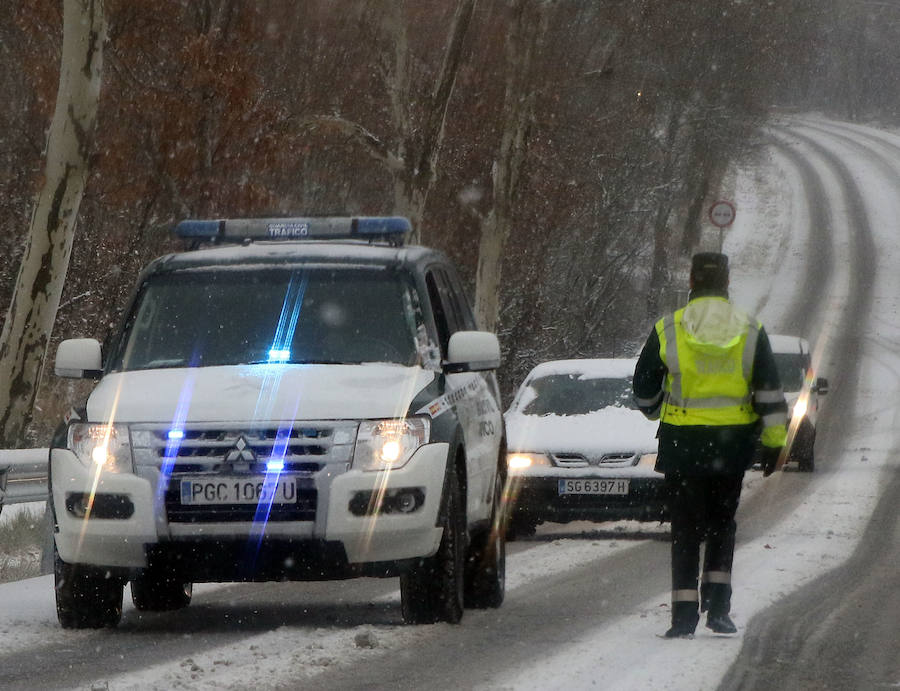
65, 492, 135, 519
66, 493, 89, 518
389, 488, 424, 514
348, 488, 425, 516
395, 491, 418, 513
349, 491, 376, 516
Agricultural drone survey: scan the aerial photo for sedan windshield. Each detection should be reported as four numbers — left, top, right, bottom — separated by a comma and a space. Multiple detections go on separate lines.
110, 266, 420, 371
772, 352, 808, 392
521, 374, 635, 416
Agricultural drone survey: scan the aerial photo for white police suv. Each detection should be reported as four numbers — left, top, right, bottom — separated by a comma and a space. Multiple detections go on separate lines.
50, 217, 506, 628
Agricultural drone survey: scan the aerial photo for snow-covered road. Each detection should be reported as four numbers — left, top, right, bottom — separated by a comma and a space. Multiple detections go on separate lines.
1, 115, 898, 690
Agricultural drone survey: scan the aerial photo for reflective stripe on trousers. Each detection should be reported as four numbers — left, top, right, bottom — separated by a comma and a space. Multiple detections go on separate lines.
672, 589, 699, 603
702, 570, 732, 584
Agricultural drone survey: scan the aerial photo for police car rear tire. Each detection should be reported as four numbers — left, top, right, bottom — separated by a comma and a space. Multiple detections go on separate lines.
464, 476, 506, 609
131, 569, 193, 611
400, 469, 465, 624
55, 548, 123, 629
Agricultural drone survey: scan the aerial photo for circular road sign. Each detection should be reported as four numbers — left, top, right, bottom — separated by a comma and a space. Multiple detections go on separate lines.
708, 200, 736, 228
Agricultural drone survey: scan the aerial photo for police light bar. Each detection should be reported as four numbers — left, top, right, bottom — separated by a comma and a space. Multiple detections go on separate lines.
174, 216, 412, 245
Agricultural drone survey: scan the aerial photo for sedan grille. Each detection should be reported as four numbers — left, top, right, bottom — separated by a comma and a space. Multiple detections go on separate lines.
552, 452, 639, 468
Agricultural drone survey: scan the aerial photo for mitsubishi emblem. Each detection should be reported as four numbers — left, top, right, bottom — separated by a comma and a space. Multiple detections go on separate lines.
225, 435, 258, 465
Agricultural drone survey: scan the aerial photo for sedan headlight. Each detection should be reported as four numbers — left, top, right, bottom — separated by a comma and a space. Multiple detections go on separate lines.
353, 418, 430, 471
637, 452, 658, 469
507, 452, 552, 470
67, 423, 133, 473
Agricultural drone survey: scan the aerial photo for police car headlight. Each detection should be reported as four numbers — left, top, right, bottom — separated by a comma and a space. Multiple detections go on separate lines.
353, 418, 431, 471
507, 452, 552, 470
68, 423, 133, 473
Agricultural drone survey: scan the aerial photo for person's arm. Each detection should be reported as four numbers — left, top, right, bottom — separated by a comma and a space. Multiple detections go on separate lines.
633, 325, 666, 420
751, 327, 788, 451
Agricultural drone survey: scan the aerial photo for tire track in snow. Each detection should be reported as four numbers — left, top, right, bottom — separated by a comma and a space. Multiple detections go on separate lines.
720, 120, 892, 691
758, 133, 834, 337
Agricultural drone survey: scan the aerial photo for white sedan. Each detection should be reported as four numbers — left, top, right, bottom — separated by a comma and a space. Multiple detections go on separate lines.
504, 358, 667, 538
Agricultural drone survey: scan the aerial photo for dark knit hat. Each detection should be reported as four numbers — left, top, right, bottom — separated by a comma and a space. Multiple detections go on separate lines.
690, 252, 729, 290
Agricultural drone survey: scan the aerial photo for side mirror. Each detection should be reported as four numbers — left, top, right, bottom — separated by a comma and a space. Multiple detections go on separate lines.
815, 377, 828, 395
445, 331, 501, 373
55, 338, 103, 379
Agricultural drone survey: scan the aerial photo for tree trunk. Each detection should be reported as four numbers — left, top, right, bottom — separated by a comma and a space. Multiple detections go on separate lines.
0, 0, 106, 447
473, 0, 547, 332
400, 0, 477, 245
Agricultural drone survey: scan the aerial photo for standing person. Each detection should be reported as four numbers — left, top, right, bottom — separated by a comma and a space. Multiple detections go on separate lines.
633, 252, 787, 638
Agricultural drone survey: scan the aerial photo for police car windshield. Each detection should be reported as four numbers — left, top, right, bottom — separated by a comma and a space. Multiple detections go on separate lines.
521, 374, 635, 416
772, 352, 807, 392
110, 267, 420, 370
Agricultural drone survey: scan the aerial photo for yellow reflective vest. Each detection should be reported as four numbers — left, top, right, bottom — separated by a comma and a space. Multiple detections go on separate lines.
655, 297, 760, 428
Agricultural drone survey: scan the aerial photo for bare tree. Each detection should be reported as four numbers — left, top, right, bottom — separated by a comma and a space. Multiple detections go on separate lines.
290, 0, 477, 244
473, 0, 550, 331
0, 0, 106, 446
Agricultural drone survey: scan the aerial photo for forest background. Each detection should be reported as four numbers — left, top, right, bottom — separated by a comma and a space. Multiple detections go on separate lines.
1, 0, 897, 448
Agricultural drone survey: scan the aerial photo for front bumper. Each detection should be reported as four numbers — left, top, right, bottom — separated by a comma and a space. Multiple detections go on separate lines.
50, 442, 448, 574
507, 471, 669, 524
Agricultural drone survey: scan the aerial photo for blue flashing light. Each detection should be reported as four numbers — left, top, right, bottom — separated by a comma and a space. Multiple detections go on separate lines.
354, 216, 412, 235
172, 216, 412, 245
167, 429, 185, 440
268, 348, 291, 362
266, 459, 285, 472
174, 220, 223, 239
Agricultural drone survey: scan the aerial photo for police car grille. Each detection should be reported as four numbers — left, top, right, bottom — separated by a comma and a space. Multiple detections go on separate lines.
130, 422, 356, 522
131, 422, 356, 474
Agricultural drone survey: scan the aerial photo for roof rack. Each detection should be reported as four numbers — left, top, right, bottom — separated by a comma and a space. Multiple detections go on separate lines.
173, 216, 412, 246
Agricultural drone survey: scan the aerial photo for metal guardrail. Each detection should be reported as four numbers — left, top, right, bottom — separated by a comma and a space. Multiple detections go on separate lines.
0, 448, 49, 507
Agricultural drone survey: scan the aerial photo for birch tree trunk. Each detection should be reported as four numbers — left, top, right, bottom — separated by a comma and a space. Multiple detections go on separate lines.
474, 0, 548, 332
0, 0, 106, 447
399, 0, 477, 244
302, 0, 476, 245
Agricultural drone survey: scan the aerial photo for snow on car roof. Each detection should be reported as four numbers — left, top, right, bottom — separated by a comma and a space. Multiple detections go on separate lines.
143, 240, 443, 276
524, 358, 637, 382
768, 333, 810, 354
167, 241, 421, 264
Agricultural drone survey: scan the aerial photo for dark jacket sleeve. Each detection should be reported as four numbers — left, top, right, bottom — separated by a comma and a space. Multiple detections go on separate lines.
633, 325, 666, 420
751, 327, 789, 448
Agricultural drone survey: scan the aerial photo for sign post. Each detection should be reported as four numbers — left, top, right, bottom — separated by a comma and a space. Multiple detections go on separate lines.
708, 200, 736, 251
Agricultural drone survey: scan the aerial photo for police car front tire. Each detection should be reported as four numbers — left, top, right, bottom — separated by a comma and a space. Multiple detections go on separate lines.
464, 475, 506, 609
506, 514, 539, 541
55, 548, 124, 629
131, 569, 193, 611
400, 468, 466, 624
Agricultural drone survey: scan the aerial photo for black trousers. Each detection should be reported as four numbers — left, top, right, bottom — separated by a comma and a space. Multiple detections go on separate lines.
667, 473, 744, 624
